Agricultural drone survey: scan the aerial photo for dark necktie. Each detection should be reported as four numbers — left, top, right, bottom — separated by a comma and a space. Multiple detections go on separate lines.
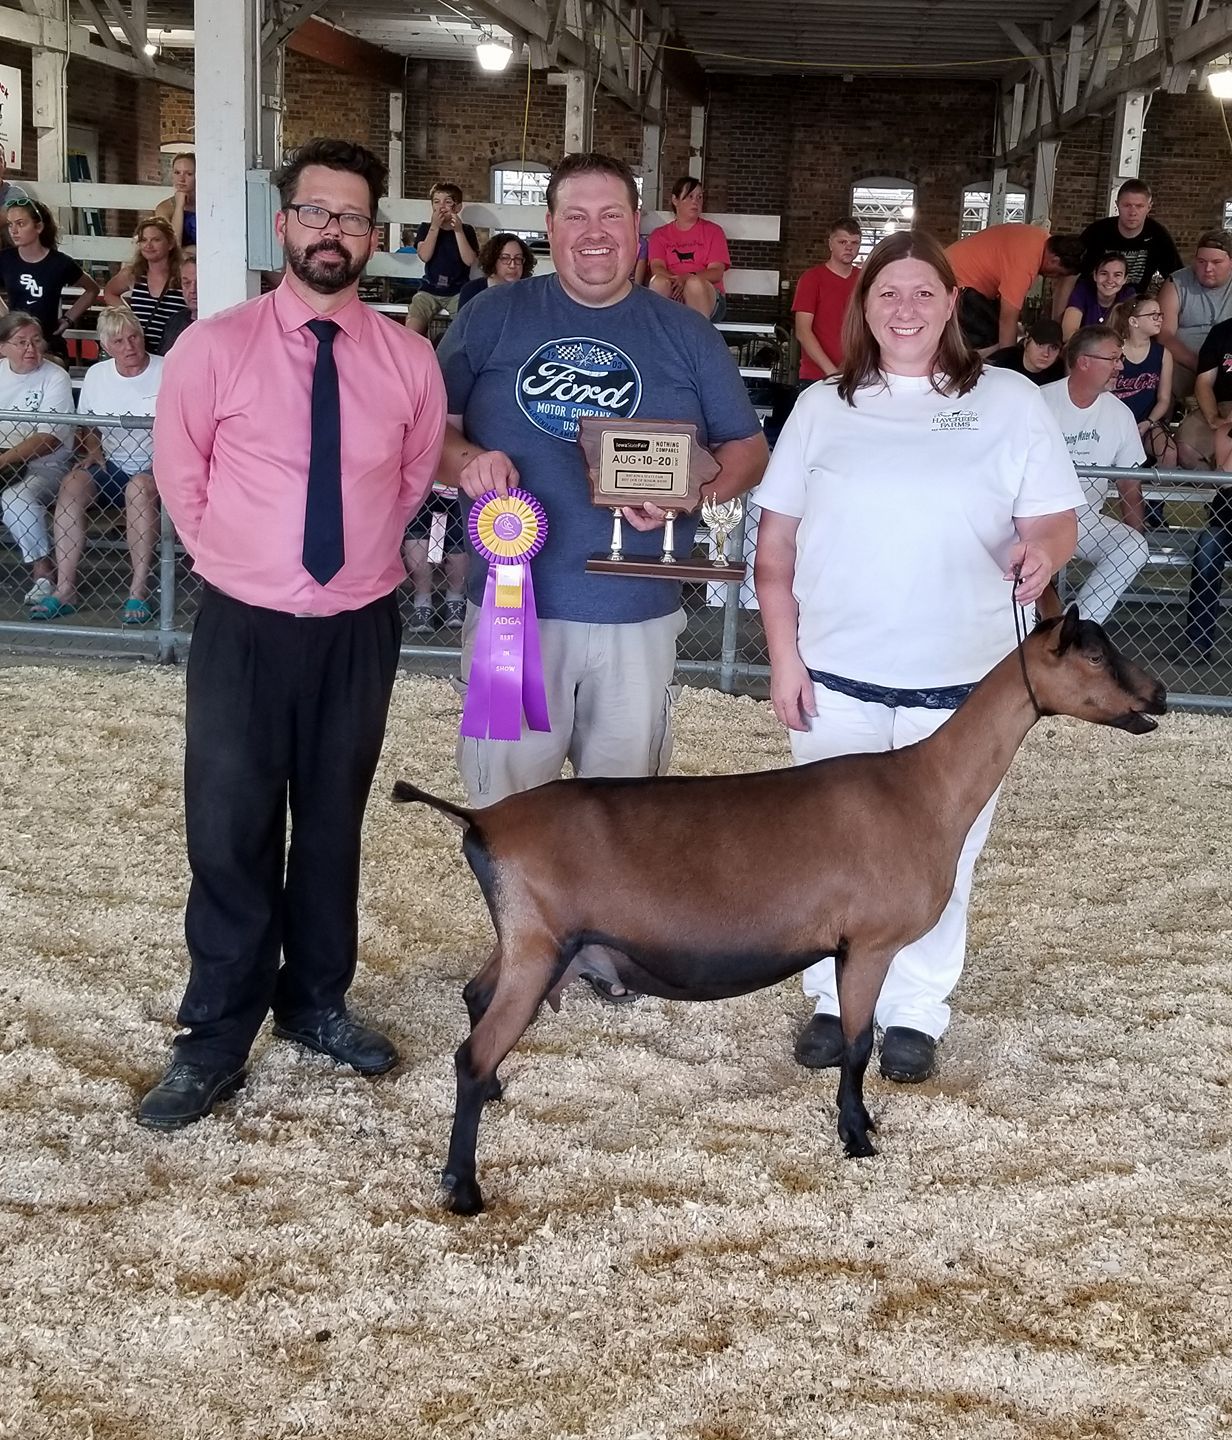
303, 318, 344, 585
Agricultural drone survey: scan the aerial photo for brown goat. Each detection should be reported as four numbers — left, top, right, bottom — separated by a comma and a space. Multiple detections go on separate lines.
394, 608, 1166, 1215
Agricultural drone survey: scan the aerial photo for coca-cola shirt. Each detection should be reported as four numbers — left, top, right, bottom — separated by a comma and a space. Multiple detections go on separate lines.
438, 274, 759, 623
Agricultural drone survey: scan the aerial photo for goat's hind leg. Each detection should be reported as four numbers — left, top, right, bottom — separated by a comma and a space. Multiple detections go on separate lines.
462, 944, 505, 1102
834, 944, 895, 1159
443, 934, 558, 1216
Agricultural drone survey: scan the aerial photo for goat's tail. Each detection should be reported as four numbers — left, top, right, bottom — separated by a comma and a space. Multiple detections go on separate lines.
391, 780, 474, 831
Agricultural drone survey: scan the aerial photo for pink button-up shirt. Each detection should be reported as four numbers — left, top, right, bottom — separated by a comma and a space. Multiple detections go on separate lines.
154, 280, 446, 617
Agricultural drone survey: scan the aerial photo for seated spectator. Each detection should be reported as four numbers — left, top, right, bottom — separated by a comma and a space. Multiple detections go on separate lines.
402, 490, 467, 634
404, 181, 478, 336
0, 151, 30, 246
648, 176, 730, 319
946, 223, 1083, 352
155, 152, 197, 249
0, 314, 74, 602
1159, 230, 1232, 399
457, 232, 535, 310
0, 200, 100, 360
987, 317, 1066, 386
103, 216, 188, 356
633, 233, 649, 286
31, 306, 163, 625
792, 217, 862, 387
1183, 423, 1232, 657
1175, 309, 1232, 469
1041, 326, 1148, 626
1060, 252, 1133, 338
1055, 180, 1182, 314
159, 254, 197, 352
1109, 295, 1176, 469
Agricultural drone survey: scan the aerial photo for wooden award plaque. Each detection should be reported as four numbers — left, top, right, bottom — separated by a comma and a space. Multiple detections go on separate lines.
579, 417, 746, 582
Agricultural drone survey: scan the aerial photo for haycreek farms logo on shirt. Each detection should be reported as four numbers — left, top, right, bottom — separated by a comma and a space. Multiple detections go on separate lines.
516, 337, 641, 442
930, 408, 980, 432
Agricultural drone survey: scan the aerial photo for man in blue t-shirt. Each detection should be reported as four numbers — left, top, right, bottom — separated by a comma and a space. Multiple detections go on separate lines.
437, 151, 767, 998
405, 181, 479, 335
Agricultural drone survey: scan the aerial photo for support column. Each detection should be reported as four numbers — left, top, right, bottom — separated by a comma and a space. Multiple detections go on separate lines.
564, 69, 594, 153
31, 46, 67, 223
1104, 89, 1146, 215
640, 42, 663, 210
1030, 141, 1059, 227
388, 90, 404, 251
195, 0, 260, 313
989, 165, 1009, 226
689, 104, 705, 180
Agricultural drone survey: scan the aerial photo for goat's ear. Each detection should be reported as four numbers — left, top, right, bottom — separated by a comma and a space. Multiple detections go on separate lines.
1057, 604, 1081, 654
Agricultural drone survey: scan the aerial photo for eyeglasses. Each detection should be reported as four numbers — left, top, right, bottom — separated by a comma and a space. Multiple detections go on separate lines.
1135, 310, 1163, 319
285, 204, 374, 237
497, 253, 524, 266
1087, 353, 1123, 365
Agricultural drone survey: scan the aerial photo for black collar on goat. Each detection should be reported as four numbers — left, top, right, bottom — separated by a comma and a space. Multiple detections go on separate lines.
394, 605, 1166, 1216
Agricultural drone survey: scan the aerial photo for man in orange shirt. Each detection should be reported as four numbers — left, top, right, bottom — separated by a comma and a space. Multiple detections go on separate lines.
946, 223, 1083, 354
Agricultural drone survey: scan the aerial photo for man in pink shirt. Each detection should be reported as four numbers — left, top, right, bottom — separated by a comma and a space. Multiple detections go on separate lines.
792, 217, 862, 386
142, 138, 446, 1130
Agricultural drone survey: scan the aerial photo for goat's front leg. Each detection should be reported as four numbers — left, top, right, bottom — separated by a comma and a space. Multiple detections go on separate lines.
834, 943, 896, 1159
443, 935, 557, 1216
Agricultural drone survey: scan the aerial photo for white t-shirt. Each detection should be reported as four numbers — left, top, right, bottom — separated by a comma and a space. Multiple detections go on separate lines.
757, 366, 1083, 688
0, 358, 74, 456
1039, 380, 1146, 509
77, 354, 164, 472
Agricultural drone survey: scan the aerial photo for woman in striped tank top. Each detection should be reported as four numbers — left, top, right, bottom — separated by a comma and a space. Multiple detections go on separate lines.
102, 215, 188, 356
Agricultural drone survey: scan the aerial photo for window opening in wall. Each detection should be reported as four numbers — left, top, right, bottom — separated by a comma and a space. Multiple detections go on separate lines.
961, 184, 1028, 237
850, 181, 916, 261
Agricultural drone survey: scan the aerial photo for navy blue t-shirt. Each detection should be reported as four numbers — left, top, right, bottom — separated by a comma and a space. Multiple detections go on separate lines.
438, 275, 760, 624
414, 221, 479, 297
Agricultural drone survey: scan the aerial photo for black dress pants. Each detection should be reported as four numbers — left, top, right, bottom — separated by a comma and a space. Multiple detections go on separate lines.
173, 584, 402, 1070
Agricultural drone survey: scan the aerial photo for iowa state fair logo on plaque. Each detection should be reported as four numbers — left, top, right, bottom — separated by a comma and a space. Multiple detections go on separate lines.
516, 337, 642, 442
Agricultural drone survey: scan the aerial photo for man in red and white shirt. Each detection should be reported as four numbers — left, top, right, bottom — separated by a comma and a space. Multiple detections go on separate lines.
791, 218, 862, 386
143, 139, 446, 1130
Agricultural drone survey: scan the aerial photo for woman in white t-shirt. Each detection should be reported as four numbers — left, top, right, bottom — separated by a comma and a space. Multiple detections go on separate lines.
0, 312, 74, 602
754, 230, 1084, 1084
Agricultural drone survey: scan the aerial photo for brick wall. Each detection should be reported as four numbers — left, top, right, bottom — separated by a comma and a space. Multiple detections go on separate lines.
283, 50, 388, 166
160, 86, 194, 148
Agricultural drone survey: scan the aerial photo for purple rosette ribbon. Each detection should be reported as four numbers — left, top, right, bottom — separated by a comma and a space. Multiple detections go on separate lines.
460, 488, 551, 742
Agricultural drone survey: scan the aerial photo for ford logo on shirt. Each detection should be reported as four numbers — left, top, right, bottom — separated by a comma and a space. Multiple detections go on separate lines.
516, 337, 642, 442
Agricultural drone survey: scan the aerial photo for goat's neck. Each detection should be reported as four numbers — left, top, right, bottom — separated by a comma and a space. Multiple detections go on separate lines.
913, 650, 1039, 833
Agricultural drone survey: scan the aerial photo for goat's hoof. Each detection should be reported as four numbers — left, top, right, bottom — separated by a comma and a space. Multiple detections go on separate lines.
840, 1129, 878, 1160
484, 1075, 504, 1103
442, 1171, 485, 1216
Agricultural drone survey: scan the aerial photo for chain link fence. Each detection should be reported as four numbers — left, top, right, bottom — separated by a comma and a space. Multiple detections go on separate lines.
0, 406, 1228, 711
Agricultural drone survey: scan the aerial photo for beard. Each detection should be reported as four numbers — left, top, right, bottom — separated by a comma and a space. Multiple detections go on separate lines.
284, 235, 367, 295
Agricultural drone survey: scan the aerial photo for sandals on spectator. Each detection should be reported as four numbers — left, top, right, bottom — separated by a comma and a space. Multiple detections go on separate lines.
29, 595, 76, 621
122, 598, 153, 625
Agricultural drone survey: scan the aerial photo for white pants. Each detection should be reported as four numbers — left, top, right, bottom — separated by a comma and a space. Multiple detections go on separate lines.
1, 456, 69, 564
1072, 510, 1150, 626
791, 683, 1001, 1039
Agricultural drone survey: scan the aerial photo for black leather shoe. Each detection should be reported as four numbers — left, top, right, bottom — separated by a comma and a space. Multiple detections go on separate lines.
879, 1026, 937, 1083
272, 1008, 398, 1076
793, 1012, 845, 1069
137, 1061, 246, 1130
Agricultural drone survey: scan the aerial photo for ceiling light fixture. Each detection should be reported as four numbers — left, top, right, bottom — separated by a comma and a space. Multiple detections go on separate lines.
1209, 64, 1232, 99
475, 35, 513, 71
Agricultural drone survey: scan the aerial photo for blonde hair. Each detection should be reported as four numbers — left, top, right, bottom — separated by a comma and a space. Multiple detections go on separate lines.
97, 304, 143, 349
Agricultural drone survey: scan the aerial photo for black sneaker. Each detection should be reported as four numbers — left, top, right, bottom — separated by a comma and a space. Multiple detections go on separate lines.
793, 1012, 845, 1069
272, 1008, 398, 1076
137, 1061, 246, 1130
879, 1026, 937, 1083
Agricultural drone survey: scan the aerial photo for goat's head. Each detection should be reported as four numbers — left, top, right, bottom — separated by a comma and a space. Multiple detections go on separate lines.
1029, 606, 1167, 734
